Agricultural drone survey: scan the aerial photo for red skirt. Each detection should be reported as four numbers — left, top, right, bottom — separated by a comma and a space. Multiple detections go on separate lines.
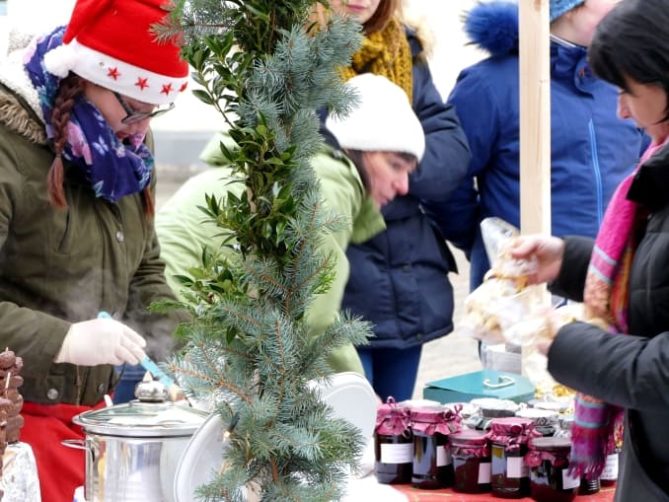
22, 401, 103, 502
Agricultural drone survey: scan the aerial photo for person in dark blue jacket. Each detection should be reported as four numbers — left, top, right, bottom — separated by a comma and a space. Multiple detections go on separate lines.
426, 0, 646, 291
323, 0, 470, 401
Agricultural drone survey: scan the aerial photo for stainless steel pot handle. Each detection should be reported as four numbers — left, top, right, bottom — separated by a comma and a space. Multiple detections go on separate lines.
61, 439, 88, 450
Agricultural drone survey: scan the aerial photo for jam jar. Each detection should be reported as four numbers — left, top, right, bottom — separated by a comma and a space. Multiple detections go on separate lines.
410, 406, 462, 489
516, 408, 560, 437
374, 398, 413, 484
525, 437, 579, 502
470, 398, 519, 419
489, 417, 539, 498
600, 448, 620, 487
553, 415, 574, 439
578, 477, 600, 495
450, 429, 492, 493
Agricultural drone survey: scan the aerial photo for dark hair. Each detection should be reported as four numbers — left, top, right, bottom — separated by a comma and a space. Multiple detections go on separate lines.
344, 149, 417, 193
363, 0, 401, 34
48, 74, 155, 218
588, 0, 669, 120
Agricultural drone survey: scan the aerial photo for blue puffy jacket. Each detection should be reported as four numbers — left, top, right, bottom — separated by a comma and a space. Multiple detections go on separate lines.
425, 1, 646, 290
339, 31, 471, 350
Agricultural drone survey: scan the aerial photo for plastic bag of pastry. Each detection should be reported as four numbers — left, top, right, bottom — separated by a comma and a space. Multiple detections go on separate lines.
460, 218, 540, 344
460, 278, 536, 344
480, 217, 539, 282
504, 302, 584, 394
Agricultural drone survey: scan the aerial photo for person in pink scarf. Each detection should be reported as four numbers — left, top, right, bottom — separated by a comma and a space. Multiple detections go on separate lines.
511, 0, 669, 500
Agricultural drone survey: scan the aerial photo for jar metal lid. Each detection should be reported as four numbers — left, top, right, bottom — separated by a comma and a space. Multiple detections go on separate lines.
559, 415, 574, 430
470, 398, 519, 411
529, 436, 571, 451
529, 399, 571, 413
516, 408, 560, 425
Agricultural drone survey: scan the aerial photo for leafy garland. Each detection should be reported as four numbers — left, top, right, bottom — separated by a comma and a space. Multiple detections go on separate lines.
157, 2, 370, 500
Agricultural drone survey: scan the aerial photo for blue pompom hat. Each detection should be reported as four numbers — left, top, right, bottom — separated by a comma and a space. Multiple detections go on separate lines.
550, 0, 586, 21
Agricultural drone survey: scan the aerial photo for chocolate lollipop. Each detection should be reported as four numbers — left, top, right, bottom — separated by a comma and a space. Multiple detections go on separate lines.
0, 349, 16, 370
5, 415, 24, 444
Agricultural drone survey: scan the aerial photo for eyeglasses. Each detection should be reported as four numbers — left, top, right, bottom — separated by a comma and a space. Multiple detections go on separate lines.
113, 92, 175, 125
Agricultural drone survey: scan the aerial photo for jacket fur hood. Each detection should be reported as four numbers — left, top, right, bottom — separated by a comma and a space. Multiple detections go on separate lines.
402, 13, 433, 60
0, 38, 47, 145
464, 1, 519, 57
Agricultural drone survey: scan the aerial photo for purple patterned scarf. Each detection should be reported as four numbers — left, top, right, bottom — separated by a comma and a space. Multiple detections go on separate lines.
573, 137, 669, 478
23, 27, 153, 203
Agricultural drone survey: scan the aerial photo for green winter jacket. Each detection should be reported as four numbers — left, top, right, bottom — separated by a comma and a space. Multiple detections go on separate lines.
0, 76, 178, 405
156, 136, 385, 374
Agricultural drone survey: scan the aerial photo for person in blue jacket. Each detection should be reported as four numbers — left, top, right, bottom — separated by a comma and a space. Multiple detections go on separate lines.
426, 0, 646, 291
323, 0, 471, 401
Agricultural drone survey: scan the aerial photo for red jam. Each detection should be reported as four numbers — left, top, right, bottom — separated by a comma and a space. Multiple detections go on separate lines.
410, 407, 461, 489
525, 437, 578, 502
599, 451, 619, 487
489, 417, 538, 498
450, 429, 491, 494
374, 399, 412, 484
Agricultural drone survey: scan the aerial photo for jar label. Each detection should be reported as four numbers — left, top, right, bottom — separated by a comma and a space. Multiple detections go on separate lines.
437, 445, 452, 467
478, 462, 492, 484
562, 469, 580, 490
507, 456, 529, 478
380, 443, 413, 464
601, 453, 619, 480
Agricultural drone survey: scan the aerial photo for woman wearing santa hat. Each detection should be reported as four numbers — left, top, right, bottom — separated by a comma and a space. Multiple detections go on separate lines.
0, 0, 189, 499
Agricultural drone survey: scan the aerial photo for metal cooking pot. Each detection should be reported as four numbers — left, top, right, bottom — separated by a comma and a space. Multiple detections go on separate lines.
64, 379, 207, 502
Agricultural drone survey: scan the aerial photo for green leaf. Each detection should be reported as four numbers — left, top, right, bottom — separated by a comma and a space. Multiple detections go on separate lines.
194, 89, 216, 105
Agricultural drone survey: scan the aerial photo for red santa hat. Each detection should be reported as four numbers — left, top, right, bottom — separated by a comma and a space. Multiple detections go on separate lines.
44, 0, 189, 106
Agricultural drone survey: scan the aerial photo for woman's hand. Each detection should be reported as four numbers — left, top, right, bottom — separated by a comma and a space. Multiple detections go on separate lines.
54, 318, 147, 366
509, 235, 565, 285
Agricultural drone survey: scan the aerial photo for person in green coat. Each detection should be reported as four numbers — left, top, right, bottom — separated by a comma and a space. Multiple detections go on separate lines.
0, 1, 189, 499
156, 73, 425, 375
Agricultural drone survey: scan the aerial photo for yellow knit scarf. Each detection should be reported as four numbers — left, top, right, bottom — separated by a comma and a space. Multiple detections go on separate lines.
340, 18, 413, 100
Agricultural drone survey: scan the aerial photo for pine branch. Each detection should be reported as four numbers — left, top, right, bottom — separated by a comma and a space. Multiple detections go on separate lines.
162, 1, 367, 499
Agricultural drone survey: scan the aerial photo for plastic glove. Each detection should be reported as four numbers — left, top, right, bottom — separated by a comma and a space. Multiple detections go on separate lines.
54, 318, 147, 366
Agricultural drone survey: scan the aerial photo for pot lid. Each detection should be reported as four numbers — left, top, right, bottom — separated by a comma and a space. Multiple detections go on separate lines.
73, 401, 208, 437
309, 372, 377, 440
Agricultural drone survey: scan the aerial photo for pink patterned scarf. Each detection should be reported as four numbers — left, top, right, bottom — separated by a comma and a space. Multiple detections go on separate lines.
573, 138, 669, 478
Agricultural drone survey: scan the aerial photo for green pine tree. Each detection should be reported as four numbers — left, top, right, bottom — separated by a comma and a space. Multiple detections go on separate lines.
156, 2, 371, 500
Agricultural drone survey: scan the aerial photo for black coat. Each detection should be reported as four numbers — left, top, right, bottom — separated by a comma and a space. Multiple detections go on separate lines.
338, 32, 470, 350
549, 145, 669, 501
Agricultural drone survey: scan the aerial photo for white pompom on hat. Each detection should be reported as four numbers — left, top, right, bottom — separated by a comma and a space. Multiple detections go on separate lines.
44, 0, 189, 106
326, 74, 425, 162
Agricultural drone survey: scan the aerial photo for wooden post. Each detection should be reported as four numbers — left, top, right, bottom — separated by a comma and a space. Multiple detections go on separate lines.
519, 0, 554, 390
519, 0, 551, 235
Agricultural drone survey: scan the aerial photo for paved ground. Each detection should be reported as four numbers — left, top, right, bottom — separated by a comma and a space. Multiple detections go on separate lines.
154, 165, 482, 401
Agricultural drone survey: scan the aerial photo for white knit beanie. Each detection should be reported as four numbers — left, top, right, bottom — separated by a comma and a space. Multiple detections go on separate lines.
326, 74, 425, 162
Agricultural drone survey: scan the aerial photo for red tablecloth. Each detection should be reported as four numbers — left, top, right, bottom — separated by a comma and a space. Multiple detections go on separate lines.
392, 484, 616, 501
